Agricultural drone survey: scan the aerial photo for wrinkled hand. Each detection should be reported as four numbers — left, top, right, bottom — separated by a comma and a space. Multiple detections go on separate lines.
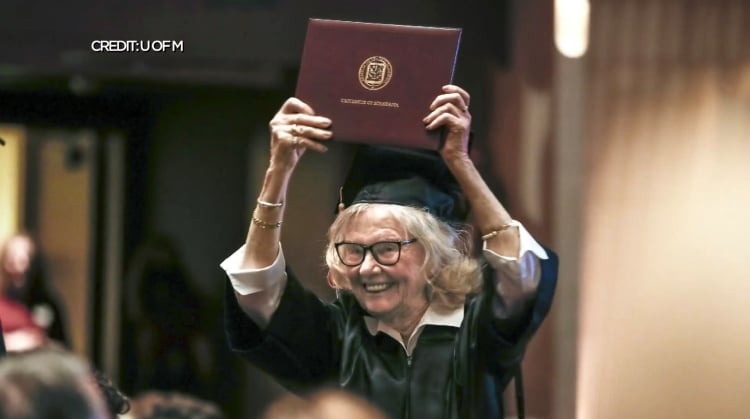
268, 97, 333, 171
423, 84, 471, 161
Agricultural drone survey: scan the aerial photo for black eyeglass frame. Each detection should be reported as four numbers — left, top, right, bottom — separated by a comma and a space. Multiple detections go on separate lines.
334, 238, 418, 267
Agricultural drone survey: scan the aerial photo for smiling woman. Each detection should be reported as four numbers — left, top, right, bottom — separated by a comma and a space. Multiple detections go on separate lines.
220, 85, 558, 419
327, 202, 480, 322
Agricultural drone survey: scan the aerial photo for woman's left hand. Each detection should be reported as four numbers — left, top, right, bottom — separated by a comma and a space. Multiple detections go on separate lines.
423, 84, 471, 160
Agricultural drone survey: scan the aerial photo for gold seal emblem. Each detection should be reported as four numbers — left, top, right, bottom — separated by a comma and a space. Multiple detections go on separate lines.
358, 56, 393, 91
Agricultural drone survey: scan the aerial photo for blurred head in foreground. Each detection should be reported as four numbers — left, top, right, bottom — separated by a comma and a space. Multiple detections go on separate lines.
0, 348, 109, 419
126, 391, 224, 419
262, 388, 388, 419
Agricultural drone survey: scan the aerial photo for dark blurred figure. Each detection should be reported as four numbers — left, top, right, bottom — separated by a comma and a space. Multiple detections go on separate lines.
121, 234, 215, 400
126, 391, 225, 419
0, 318, 6, 356
261, 388, 388, 419
0, 348, 109, 419
0, 232, 69, 347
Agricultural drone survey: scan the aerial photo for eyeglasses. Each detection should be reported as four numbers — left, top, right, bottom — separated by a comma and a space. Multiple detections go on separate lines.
334, 239, 418, 267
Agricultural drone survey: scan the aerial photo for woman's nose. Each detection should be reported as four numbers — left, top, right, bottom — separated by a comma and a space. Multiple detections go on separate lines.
358, 250, 381, 274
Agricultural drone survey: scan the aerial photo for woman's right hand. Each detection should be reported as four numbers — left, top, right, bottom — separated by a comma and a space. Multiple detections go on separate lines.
268, 97, 333, 172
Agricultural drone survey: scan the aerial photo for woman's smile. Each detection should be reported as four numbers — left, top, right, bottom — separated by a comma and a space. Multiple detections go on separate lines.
362, 281, 394, 293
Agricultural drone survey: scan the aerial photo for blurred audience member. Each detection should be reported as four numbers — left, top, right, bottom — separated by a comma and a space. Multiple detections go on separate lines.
0, 232, 70, 346
121, 234, 215, 399
261, 388, 388, 419
0, 348, 109, 419
124, 391, 224, 419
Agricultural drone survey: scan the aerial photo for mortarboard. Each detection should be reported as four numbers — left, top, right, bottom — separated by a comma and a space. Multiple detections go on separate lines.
339, 145, 470, 223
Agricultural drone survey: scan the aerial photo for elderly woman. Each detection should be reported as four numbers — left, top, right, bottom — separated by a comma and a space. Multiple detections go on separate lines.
221, 85, 557, 419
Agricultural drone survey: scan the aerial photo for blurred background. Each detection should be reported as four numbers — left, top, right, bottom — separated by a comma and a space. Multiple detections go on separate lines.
0, 0, 748, 418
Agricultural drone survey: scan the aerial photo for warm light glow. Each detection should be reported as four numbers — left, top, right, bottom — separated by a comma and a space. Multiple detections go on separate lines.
0, 125, 26, 241
555, 0, 590, 58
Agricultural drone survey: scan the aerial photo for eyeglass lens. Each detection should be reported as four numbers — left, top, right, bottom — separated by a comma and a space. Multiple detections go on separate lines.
337, 241, 403, 266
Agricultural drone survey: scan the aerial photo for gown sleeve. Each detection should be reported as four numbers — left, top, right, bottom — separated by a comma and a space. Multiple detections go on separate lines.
482, 247, 559, 375
224, 266, 344, 393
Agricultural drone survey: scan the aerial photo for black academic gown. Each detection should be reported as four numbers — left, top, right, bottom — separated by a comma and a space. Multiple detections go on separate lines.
225, 249, 557, 419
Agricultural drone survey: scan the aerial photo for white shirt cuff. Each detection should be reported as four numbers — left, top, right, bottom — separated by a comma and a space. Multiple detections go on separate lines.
482, 220, 546, 295
219, 243, 286, 295
482, 220, 548, 262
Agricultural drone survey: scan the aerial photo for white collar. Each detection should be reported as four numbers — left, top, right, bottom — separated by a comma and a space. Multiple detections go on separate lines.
363, 303, 464, 355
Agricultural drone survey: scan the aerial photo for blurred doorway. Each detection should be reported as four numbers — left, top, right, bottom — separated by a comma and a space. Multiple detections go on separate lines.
1, 123, 126, 375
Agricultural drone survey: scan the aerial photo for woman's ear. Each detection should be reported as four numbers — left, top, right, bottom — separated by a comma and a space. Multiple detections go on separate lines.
327, 270, 352, 292
327, 270, 349, 300
326, 270, 338, 289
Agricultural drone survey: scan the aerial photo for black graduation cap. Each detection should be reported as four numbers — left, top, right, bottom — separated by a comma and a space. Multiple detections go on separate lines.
339, 145, 470, 223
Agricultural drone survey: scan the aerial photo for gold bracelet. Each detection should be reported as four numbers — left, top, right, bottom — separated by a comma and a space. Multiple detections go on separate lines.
257, 198, 284, 208
480, 221, 517, 241
251, 211, 283, 229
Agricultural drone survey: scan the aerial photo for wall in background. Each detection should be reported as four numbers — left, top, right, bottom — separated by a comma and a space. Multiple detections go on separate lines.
577, 1, 750, 418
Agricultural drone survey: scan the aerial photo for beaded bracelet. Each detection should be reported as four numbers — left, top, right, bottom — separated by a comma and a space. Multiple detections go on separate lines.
252, 211, 283, 229
480, 221, 517, 241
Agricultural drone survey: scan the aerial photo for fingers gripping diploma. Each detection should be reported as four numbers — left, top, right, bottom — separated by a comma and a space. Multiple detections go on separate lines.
268, 97, 334, 170
423, 84, 472, 158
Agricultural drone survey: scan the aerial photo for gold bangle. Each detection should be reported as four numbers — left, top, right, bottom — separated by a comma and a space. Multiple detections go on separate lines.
480, 222, 517, 241
257, 198, 284, 208
251, 211, 282, 229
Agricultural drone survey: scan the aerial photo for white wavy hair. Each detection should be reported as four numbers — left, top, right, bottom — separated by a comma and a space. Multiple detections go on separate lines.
325, 203, 482, 309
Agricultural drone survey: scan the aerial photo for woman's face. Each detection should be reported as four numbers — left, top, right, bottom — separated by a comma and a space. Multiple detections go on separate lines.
340, 206, 428, 324
2, 236, 34, 285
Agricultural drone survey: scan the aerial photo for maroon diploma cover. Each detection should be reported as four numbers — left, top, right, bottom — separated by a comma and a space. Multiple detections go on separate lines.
295, 19, 462, 150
